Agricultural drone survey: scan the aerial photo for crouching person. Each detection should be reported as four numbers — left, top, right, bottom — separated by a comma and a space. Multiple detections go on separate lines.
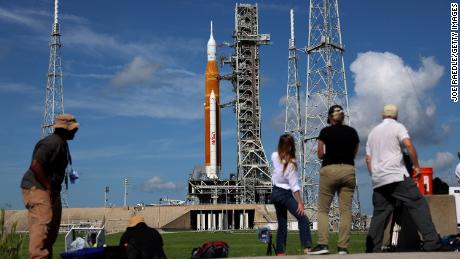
120, 215, 167, 259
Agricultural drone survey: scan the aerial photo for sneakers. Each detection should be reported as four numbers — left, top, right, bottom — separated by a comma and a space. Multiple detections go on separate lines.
338, 247, 349, 255
309, 244, 330, 255
309, 245, 349, 255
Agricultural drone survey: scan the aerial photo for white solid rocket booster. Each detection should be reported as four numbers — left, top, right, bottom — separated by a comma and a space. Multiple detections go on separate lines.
209, 90, 217, 179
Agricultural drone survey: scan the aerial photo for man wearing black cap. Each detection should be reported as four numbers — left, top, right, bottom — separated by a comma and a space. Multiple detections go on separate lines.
310, 105, 359, 255
20, 114, 79, 259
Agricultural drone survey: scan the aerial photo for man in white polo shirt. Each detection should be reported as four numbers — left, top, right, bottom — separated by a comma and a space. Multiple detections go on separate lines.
365, 104, 441, 252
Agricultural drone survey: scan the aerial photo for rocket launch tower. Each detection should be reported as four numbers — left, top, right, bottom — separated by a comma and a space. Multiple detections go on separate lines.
228, 4, 272, 204
188, 4, 271, 205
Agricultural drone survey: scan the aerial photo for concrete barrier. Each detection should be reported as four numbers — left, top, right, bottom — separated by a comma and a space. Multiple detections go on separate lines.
425, 195, 458, 236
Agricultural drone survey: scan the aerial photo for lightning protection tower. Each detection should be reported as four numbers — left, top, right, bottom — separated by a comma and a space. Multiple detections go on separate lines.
223, 4, 272, 203
42, 0, 69, 208
42, 0, 64, 137
284, 9, 304, 198
303, 0, 362, 224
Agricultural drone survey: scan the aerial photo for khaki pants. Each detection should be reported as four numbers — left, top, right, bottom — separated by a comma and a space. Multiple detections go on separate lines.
22, 187, 62, 259
317, 164, 356, 248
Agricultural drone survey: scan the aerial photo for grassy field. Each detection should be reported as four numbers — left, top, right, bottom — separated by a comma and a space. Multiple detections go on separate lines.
20, 231, 367, 258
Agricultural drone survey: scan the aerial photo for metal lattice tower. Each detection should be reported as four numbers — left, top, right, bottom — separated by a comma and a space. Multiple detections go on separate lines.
42, 0, 68, 208
284, 9, 304, 199
42, 0, 64, 137
303, 0, 362, 225
223, 4, 272, 203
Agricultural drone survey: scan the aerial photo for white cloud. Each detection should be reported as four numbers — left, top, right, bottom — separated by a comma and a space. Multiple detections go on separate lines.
0, 7, 45, 30
0, 82, 39, 94
63, 25, 202, 66
420, 152, 456, 172
111, 56, 160, 87
0, 7, 89, 32
0, 7, 202, 66
349, 51, 446, 145
270, 92, 306, 131
66, 64, 203, 119
60, 21, 206, 120
66, 72, 112, 79
0, 6, 207, 120
270, 109, 285, 130
143, 176, 179, 192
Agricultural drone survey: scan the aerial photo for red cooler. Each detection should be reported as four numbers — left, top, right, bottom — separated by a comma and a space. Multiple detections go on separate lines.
412, 167, 433, 195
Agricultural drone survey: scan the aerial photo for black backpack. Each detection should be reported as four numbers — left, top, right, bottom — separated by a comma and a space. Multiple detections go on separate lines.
433, 177, 449, 194
190, 241, 229, 258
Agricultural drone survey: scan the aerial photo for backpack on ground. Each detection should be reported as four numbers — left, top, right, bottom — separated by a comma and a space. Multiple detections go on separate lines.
433, 177, 449, 194
190, 241, 229, 258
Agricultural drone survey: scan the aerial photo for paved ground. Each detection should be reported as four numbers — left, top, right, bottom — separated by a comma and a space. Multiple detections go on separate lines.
229, 252, 458, 259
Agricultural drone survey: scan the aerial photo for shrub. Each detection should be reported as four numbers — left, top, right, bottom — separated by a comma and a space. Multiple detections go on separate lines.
0, 208, 24, 259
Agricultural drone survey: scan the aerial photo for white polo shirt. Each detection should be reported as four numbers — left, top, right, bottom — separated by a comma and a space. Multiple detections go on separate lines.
271, 152, 300, 192
366, 118, 410, 189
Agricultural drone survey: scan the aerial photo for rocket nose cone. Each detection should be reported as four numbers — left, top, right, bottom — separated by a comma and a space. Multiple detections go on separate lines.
207, 37, 216, 48
207, 21, 216, 61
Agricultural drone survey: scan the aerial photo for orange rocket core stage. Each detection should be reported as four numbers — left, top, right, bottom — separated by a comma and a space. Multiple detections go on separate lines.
204, 60, 221, 174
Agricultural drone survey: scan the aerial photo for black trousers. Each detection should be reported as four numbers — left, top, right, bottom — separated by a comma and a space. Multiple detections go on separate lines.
366, 177, 441, 252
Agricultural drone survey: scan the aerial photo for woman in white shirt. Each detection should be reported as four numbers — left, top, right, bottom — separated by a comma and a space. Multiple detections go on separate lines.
271, 134, 312, 255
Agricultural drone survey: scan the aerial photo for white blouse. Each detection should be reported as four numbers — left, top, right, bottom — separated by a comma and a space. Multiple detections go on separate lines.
271, 152, 300, 192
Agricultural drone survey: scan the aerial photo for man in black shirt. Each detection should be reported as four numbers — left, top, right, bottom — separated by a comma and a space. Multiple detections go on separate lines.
310, 105, 359, 255
20, 114, 79, 259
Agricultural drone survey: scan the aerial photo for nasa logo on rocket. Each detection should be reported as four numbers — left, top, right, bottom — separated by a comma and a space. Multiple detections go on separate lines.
211, 133, 216, 145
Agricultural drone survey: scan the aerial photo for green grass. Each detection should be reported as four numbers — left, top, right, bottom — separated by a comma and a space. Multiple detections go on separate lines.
20, 231, 367, 259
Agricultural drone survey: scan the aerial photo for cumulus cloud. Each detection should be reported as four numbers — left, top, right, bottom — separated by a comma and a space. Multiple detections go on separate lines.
420, 152, 456, 172
111, 56, 160, 87
143, 176, 179, 192
349, 51, 446, 145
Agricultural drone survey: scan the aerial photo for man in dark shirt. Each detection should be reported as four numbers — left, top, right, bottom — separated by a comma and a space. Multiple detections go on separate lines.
20, 114, 79, 259
310, 105, 359, 255
120, 215, 167, 259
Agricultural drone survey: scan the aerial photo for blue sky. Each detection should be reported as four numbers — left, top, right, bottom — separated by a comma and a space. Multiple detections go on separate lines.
0, 0, 458, 214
